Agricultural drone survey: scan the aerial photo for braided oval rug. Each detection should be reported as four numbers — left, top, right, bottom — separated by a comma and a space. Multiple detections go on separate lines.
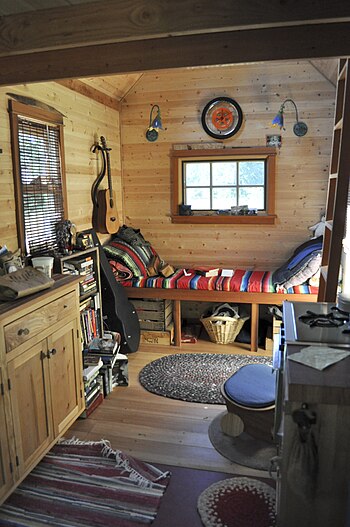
139, 353, 272, 404
198, 476, 276, 527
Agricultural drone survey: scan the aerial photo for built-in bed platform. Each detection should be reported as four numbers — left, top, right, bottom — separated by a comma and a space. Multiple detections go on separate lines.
122, 269, 318, 351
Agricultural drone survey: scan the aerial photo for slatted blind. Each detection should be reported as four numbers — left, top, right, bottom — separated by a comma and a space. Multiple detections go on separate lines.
16, 116, 65, 256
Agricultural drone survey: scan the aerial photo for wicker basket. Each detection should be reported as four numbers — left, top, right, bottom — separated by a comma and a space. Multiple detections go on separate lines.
200, 315, 247, 345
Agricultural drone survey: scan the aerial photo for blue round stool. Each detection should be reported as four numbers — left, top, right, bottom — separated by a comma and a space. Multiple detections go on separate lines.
221, 363, 276, 443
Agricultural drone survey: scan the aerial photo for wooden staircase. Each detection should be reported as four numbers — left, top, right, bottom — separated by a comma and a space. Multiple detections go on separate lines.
318, 58, 350, 302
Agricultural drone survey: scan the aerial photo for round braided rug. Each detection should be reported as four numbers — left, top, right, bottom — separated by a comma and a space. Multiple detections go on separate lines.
139, 353, 272, 404
197, 476, 276, 527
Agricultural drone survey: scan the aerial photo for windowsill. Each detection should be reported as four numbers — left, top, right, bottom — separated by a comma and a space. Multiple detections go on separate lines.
171, 214, 277, 225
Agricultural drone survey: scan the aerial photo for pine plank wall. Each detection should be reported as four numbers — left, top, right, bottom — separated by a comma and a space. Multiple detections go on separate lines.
121, 60, 335, 270
0, 60, 335, 271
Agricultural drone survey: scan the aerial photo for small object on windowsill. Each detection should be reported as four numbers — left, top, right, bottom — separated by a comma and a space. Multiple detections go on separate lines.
216, 209, 230, 215
231, 205, 256, 216
179, 204, 193, 216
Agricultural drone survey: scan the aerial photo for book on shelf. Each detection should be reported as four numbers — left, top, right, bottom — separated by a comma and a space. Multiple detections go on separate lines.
99, 366, 113, 397
87, 335, 120, 355
83, 357, 103, 381
80, 272, 95, 284
100, 352, 120, 368
85, 383, 100, 405
80, 391, 104, 419
194, 267, 220, 277
84, 375, 100, 397
112, 354, 129, 387
80, 308, 100, 345
66, 256, 93, 269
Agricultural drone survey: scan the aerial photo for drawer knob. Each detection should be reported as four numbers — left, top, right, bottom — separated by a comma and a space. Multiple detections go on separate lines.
18, 328, 29, 336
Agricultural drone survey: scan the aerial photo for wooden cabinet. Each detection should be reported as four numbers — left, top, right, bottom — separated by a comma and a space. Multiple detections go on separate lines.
0, 366, 13, 502
7, 340, 53, 478
276, 341, 350, 526
0, 275, 84, 505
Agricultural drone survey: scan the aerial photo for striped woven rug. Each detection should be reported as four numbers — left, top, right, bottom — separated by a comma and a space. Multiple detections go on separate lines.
0, 439, 170, 527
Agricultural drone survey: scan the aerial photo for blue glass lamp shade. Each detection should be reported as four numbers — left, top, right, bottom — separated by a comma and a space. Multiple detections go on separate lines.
272, 108, 285, 130
151, 112, 163, 130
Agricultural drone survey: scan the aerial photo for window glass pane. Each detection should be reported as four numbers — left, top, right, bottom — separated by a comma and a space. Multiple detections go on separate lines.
185, 162, 210, 186
212, 187, 237, 209
239, 161, 265, 185
185, 187, 210, 209
212, 162, 237, 186
239, 187, 265, 209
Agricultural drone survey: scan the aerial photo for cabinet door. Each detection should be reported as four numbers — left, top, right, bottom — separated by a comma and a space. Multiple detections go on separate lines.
7, 342, 53, 478
0, 366, 14, 504
48, 319, 83, 436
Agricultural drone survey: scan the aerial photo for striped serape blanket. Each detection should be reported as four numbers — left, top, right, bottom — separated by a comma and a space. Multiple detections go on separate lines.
103, 240, 318, 294
120, 268, 317, 294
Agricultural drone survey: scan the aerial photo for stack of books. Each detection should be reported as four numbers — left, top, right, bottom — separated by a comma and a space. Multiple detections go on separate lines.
63, 255, 97, 297
84, 332, 128, 397
81, 356, 104, 418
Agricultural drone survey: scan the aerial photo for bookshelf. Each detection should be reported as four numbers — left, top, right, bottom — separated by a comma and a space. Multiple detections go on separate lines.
58, 247, 103, 348
57, 247, 105, 417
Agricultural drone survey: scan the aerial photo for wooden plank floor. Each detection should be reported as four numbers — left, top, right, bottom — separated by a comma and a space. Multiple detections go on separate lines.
66, 339, 273, 479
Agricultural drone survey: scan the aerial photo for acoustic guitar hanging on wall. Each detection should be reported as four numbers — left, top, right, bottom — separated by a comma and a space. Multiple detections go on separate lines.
91, 136, 120, 234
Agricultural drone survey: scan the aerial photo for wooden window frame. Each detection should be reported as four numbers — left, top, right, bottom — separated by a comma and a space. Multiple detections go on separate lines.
8, 99, 68, 255
171, 147, 277, 224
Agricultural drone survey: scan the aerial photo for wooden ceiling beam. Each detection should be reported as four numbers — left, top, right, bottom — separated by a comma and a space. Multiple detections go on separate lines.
0, 23, 349, 86
0, 0, 349, 57
56, 79, 121, 110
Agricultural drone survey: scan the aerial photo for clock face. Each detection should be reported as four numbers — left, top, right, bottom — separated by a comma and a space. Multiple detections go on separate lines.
201, 97, 243, 139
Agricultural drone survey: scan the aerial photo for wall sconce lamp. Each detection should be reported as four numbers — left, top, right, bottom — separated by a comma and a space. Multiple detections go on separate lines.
146, 104, 163, 142
272, 98, 308, 137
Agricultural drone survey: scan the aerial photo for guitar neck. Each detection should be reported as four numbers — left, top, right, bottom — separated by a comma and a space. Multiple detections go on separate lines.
105, 151, 114, 203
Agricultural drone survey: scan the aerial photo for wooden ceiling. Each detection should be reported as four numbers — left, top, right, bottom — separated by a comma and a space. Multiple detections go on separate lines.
79, 74, 143, 101
0, 2, 347, 90
0, 0, 99, 16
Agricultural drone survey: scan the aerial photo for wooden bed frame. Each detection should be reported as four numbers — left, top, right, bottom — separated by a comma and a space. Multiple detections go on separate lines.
125, 287, 318, 352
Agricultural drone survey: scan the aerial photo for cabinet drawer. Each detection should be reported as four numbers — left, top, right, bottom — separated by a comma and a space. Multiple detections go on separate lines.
4, 292, 77, 352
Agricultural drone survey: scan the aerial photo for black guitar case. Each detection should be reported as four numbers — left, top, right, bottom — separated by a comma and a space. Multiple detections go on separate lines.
82, 229, 140, 353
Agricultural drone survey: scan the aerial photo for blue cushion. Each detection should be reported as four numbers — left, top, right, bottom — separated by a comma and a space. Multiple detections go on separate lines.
224, 364, 276, 408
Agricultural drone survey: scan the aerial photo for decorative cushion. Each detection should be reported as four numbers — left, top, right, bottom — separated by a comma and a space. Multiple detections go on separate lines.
272, 236, 323, 287
223, 364, 276, 408
282, 252, 322, 290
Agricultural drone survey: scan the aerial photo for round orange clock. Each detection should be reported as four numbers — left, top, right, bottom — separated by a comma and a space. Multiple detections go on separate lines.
201, 97, 243, 139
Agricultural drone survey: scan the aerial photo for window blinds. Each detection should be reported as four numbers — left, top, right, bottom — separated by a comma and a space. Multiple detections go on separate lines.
17, 117, 65, 256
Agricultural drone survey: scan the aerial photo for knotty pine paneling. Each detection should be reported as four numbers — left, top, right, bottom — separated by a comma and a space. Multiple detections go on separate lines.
120, 61, 335, 270
0, 82, 122, 253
